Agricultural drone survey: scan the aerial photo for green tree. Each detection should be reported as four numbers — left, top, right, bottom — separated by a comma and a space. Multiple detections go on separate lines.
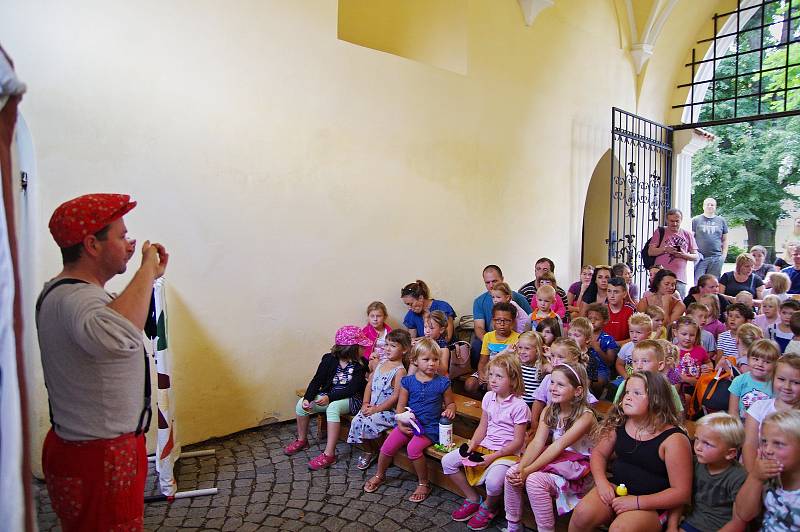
692, 117, 800, 254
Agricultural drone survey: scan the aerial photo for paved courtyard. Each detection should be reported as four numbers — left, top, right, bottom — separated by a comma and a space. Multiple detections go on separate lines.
34, 421, 511, 531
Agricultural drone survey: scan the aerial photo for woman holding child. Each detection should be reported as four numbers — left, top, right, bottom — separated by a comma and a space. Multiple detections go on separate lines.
637, 269, 685, 325
719, 253, 765, 302
400, 280, 456, 342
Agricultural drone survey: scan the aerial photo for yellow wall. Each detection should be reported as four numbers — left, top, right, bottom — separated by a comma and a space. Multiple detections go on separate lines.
338, 0, 468, 74
2, 0, 638, 474
582, 150, 613, 266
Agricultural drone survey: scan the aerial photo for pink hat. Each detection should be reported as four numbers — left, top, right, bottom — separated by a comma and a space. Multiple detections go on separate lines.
335, 325, 372, 347
49, 193, 137, 248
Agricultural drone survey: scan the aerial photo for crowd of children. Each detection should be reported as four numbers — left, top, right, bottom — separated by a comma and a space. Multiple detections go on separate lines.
284, 262, 800, 531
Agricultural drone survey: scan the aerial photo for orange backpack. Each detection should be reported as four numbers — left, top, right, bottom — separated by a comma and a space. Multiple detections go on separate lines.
687, 356, 739, 420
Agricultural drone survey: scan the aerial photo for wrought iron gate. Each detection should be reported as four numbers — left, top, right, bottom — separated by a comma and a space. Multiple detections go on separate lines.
609, 108, 673, 290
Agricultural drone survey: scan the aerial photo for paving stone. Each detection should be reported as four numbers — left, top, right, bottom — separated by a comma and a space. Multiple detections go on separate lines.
167, 506, 189, 518
302, 512, 326, 525
221, 517, 243, 531
162, 517, 183, 527
320, 503, 343, 516
374, 518, 401, 532
261, 516, 285, 528
387, 507, 412, 522
206, 517, 226, 529
304, 500, 324, 512
36, 420, 508, 532
339, 507, 362, 521
358, 510, 383, 526
207, 507, 227, 519
321, 515, 348, 532
281, 508, 304, 520
229, 495, 249, 506
186, 507, 208, 519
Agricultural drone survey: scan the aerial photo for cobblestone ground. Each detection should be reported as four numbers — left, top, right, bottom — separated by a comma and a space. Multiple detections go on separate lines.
35, 420, 510, 531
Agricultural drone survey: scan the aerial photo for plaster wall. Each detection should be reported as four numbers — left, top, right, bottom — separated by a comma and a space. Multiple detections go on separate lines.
1, 0, 635, 473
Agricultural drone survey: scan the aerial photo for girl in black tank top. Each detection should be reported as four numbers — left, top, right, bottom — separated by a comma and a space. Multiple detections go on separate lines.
568, 371, 693, 532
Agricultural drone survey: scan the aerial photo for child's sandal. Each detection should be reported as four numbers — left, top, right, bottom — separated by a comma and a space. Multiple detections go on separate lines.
363, 474, 384, 493
409, 482, 431, 503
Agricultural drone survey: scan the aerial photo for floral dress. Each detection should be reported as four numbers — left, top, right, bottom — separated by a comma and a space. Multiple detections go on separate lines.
346, 362, 402, 444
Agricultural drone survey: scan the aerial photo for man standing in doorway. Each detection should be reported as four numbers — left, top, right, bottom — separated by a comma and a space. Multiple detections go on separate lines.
692, 197, 729, 283
36, 194, 169, 532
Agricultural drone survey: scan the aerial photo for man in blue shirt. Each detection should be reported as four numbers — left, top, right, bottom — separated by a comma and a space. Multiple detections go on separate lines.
782, 246, 800, 294
470, 265, 532, 366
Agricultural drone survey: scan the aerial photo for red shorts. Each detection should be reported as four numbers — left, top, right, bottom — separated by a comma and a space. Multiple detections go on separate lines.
42, 428, 147, 532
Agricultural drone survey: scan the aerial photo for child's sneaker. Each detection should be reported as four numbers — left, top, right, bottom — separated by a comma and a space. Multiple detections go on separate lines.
283, 439, 309, 455
308, 452, 336, 470
451, 497, 482, 522
467, 503, 496, 531
499, 521, 524, 532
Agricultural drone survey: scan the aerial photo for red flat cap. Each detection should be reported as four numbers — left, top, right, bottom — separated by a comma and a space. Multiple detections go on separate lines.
49, 193, 137, 248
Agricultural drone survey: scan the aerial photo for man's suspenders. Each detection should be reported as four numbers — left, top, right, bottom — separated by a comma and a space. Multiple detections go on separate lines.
35, 278, 152, 435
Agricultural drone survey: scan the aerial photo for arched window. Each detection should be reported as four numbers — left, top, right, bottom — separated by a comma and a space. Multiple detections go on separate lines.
675, 0, 799, 128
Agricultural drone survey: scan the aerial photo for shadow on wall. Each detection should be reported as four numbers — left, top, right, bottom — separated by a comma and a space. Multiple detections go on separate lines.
582, 149, 615, 267
166, 288, 281, 446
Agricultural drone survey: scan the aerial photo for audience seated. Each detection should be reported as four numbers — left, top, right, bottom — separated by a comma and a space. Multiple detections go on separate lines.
293, 246, 800, 531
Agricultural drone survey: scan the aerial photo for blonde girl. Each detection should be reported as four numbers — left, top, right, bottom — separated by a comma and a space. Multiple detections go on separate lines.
491, 282, 531, 333
733, 322, 764, 372
443, 354, 529, 529
569, 372, 692, 531
348, 329, 409, 470
363, 301, 392, 364
515, 331, 546, 406
530, 338, 593, 433
727, 338, 777, 421
735, 410, 800, 529
645, 305, 668, 340
764, 271, 790, 302
742, 353, 800, 471
754, 294, 781, 335
417, 310, 450, 376
504, 363, 595, 532
657, 339, 681, 385
365, 339, 455, 502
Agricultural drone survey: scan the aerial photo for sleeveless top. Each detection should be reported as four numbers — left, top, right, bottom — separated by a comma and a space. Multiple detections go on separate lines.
611, 425, 687, 496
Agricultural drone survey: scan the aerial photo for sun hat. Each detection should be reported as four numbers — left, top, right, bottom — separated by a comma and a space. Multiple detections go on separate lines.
334, 325, 372, 347
49, 193, 136, 248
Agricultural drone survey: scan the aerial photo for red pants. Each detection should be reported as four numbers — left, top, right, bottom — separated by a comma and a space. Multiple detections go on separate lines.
42, 429, 147, 532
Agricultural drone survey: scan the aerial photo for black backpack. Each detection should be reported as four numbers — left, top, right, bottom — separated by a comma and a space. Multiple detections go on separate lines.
640, 227, 665, 269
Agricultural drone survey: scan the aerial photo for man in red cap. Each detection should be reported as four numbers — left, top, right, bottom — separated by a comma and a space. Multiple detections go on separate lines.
36, 193, 168, 531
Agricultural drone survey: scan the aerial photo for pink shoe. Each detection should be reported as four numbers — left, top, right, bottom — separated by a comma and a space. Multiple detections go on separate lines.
467, 503, 496, 531
451, 497, 482, 522
308, 452, 336, 470
283, 439, 309, 455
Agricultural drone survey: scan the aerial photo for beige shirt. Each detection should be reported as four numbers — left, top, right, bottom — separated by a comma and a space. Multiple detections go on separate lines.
37, 280, 145, 440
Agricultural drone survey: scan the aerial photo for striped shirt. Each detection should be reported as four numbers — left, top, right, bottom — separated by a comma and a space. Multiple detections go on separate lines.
520, 364, 544, 406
